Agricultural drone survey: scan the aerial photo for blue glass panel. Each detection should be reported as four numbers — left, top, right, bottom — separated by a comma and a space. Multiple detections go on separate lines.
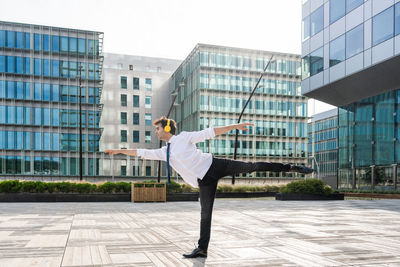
0, 30, 5, 47
16, 107, 23, 124
16, 32, 23, 49
34, 58, 41, 75
16, 82, 23, 99
34, 33, 41, 50
373, 7, 394, 46
7, 132, 15, 149
52, 35, 59, 52
24, 132, 30, 150
88, 39, 94, 55
396, 3, 400, 36
88, 63, 94, 79
51, 60, 59, 77
6, 81, 15, 99
346, 0, 363, 13
43, 108, 50, 126
24, 33, 30, 49
52, 133, 59, 150
61, 61, 68, 78
43, 59, 50, 76
16, 57, 23, 74
34, 107, 41, 125
34, 83, 41, 100
69, 37, 77, 52
310, 47, 323, 76
43, 84, 50, 101
7, 31, 15, 48
24, 107, 30, 124
0, 81, 4, 98
0, 56, 5, 72
24, 58, 30, 74
60, 36, 68, 52
330, 34, 345, 67
43, 34, 50, 51
6, 106, 15, 124
52, 84, 59, 101
7, 56, 15, 73
52, 108, 59, 126
24, 82, 30, 100
69, 62, 77, 78
311, 6, 324, 36
34, 132, 41, 150
78, 38, 86, 53
69, 86, 77, 103
95, 64, 99, 80
346, 24, 363, 58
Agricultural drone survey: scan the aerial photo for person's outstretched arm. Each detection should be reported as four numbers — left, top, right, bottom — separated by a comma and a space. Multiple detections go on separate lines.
105, 149, 137, 157
214, 122, 254, 137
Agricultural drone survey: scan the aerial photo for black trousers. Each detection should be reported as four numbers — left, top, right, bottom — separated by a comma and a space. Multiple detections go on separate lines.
197, 157, 291, 251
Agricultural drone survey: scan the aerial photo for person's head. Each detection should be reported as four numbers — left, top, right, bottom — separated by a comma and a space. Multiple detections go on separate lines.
153, 116, 177, 141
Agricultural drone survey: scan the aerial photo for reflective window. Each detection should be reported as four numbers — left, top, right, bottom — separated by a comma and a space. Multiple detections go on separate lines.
311, 6, 324, 36
303, 15, 310, 41
34, 133, 41, 150
0, 55, 5, 72
372, 6, 394, 46
24, 133, 30, 150
145, 131, 151, 143
24, 82, 30, 100
69, 37, 77, 52
34, 107, 41, 125
121, 112, 127, 124
121, 94, 127, 106
330, 0, 345, 23
52, 133, 59, 151
34, 58, 41, 75
0, 30, 5, 47
60, 36, 68, 52
310, 47, 323, 76
34, 33, 41, 50
16, 82, 23, 99
346, 0, 363, 13
52, 60, 59, 77
16, 57, 23, 74
396, 3, 400, 36
24, 58, 30, 74
121, 130, 127, 142
145, 96, 151, 108
145, 78, 152, 91
24, 33, 30, 49
43, 34, 50, 51
145, 113, 151, 126
133, 130, 139, 143
52, 84, 59, 102
346, 24, 363, 58
121, 76, 127, 89
52, 35, 59, 52
25, 107, 30, 124
133, 95, 139, 107
43, 59, 50, 76
16, 107, 23, 124
7, 56, 15, 73
52, 108, 59, 126
34, 83, 41, 100
43, 84, 50, 101
16, 32, 23, 49
7, 81, 14, 99
133, 77, 139, 90
330, 34, 345, 67
7, 31, 15, 48
78, 38, 86, 53
133, 112, 139, 125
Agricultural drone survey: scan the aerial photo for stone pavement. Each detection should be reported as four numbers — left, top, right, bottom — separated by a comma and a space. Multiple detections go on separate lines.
0, 199, 400, 267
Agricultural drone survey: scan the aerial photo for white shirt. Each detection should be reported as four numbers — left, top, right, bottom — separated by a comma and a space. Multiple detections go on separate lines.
137, 127, 215, 188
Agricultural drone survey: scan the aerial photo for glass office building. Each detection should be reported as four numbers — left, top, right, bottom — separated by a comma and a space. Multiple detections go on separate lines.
308, 108, 338, 187
0, 21, 103, 178
301, 1, 400, 190
170, 44, 308, 179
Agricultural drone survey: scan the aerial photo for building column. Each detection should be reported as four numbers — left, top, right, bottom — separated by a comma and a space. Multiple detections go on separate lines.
371, 165, 375, 190
393, 164, 398, 191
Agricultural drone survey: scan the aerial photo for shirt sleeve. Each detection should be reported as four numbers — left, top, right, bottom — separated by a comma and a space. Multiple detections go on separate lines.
137, 147, 167, 161
187, 127, 215, 144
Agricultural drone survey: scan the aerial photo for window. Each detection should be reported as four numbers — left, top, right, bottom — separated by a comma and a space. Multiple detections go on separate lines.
121, 94, 127, 106
330, 34, 345, 67
133, 113, 139, 125
121, 76, 127, 89
52, 35, 59, 52
133, 95, 139, 107
133, 130, 139, 143
330, 0, 345, 23
372, 7, 394, 47
145, 78, 152, 91
145, 113, 152, 126
145, 96, 151, 108
121, 112, 127, 124
133, 77, 139, 90
146, 166, 151, 176
145, 131, 151, 143
396, 3, 400, 36
346, 0, 363, 13
129, 65, 133, 70
43, 35, 50, 52
310, 48, 323, 76
310, 6, 324, 36
346, 24, 363, 59
121, 165, 126, 176
121, 130, 127, 142
34, 34, 41, 50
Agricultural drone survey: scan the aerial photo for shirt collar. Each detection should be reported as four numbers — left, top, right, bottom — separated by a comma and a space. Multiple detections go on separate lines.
167, 135, 177, 144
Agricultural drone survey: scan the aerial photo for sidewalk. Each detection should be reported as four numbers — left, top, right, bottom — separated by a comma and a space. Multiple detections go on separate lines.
0, 199, 400, 266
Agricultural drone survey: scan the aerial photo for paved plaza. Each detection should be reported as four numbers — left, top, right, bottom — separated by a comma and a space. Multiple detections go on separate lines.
0, 199, 400, 266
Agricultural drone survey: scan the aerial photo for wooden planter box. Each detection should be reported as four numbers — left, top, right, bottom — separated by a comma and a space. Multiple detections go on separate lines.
131, 183, 166, 202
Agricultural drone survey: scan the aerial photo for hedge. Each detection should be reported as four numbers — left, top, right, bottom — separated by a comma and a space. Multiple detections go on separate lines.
279, 179, 334, 196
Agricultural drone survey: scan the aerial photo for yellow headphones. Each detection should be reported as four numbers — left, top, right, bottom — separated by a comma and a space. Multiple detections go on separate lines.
164, 119, 171, 133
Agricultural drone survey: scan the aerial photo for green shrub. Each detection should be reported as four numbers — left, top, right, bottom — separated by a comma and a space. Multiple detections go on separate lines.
20, 181, 38, 193
115, 182, 131, 192
280, 179, 334, 196
166, 180, 182, 193
181, 183, 197, 192
56, 182, 73, 193
46, 182, 57, 193
217, 185, 233, 193
0, 180, 21, 193
75, 183, 95, 193
97, 182, 116, 193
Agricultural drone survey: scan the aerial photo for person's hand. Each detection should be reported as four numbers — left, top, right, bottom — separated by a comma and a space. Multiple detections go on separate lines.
104, 149, 121, 156
236, 122, 254, 131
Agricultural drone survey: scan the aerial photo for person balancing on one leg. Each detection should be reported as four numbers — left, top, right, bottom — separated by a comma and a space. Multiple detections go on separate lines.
105, 116, 313, 258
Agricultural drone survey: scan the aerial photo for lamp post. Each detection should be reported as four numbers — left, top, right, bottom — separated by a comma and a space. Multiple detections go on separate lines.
78, 63, 83, 181
156, 79, 185, 182
309, 156, 320, 179
232, 56, 274, 184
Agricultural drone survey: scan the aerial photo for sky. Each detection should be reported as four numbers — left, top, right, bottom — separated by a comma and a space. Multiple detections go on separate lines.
0, 0, 335, 115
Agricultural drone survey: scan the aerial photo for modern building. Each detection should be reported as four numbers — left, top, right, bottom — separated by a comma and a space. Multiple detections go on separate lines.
0, 21, 104, 178
308, 108, 338, 187
170, 43, 309, 179
301, 0, 400, 190
100, 53, 181, 177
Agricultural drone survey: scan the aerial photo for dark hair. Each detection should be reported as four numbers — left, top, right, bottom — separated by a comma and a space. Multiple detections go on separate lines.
153, 116, 177, 135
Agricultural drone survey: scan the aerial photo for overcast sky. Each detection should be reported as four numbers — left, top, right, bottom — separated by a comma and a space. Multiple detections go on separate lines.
0, 0, 335, 115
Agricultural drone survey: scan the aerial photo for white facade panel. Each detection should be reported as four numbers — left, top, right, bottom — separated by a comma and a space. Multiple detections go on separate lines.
364, 19, 372, 50
345, 53, 364, 75
324, 44, 329, 69
310, 31, 324, 53
324, 2, 329, 29
301, 78, 311, 94
324, 69, 330, 85
372, 0, 394, 17
329, 61, 345, 82
310, 71, 324, 91
302, 39, 310, 56
364, 0, 372, 20
372, 38, 394, 64
310, 0, 324, 13
302, 0, 311, 19
346, 5, 364, 32
324, 25, 330, 45
364, 48, 372, 68
395, 35, 400, 55
329, 16, 346, 41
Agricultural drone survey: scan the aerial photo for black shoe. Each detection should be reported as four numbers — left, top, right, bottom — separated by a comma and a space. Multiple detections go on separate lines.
290, 165, 313, 174
183, 247, 207, 258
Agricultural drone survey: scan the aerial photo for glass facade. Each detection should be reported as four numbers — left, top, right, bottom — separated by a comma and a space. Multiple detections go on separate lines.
0, 21, 103, 177
171, 44, 307, 179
